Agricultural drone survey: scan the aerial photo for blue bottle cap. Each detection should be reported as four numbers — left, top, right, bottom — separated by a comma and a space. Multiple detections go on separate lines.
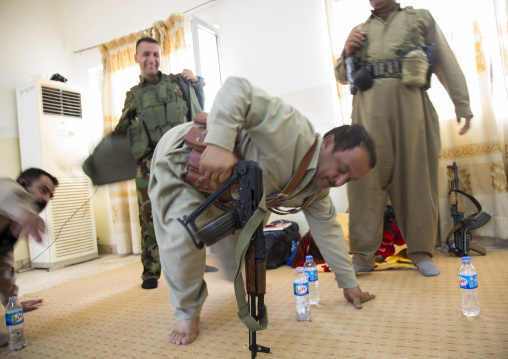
305, 255, 313, 261
462, 256, 471, 263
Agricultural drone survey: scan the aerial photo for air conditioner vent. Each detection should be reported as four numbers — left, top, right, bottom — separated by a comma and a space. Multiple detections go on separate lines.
41, 86, 82, 118
48, 177, 96, 259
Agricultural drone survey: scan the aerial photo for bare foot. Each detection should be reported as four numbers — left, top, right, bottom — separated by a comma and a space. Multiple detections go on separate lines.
170, 317, 199, 345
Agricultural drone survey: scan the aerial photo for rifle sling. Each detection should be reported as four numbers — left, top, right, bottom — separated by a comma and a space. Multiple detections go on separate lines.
234, 191, 268, 331
469, 243, 487, 255
265, 135, 319, 212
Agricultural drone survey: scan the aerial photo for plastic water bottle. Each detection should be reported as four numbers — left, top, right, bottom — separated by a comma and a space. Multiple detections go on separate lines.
5, 297, 27, 351
303, 255, 320, 304
293, 267, 311, 321
459, 256, 480, 317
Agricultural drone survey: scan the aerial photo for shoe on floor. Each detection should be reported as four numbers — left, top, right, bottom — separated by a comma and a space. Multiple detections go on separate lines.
141, 278, 158, 289
205, 265, 219, 272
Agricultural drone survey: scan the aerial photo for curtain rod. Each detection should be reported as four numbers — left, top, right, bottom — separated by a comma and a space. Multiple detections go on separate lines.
73, 0, 218, 54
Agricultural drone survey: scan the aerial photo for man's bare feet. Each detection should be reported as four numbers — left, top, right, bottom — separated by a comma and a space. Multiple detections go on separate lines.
170, 317, 199, 345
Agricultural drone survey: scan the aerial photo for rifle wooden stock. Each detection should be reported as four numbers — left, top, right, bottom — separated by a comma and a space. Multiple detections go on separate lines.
245, 237, 267, 297
255, 261, 266, 295
245, 244, 256, 293
245, 243, 267, 295
450, 190, 457, 206
455, 190, 465, 213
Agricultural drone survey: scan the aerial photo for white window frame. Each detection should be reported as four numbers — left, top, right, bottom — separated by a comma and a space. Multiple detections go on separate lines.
191, 16, 222, 111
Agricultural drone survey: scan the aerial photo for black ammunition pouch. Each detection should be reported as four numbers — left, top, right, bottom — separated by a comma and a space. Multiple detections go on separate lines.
352, 65, 374, 92
366, 59, 402, 79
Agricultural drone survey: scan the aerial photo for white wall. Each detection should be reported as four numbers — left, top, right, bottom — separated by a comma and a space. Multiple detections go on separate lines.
194, 0, 341, 131
0, 0, 73, 139
1, 0, 351, 262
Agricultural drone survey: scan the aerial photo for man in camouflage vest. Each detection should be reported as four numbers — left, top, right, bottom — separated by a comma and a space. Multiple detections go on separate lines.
113, 37, 205, 289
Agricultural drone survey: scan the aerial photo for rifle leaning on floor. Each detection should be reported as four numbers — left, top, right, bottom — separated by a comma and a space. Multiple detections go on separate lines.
446, 162, 491, 257
178, 161, 270, 358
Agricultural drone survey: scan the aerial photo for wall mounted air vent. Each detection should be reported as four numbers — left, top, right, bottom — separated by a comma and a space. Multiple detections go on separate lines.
41, 86, 82, 118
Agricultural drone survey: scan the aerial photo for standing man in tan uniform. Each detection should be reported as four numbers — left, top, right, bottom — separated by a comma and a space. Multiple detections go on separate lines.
149, 76, 377, 345
334, 0, 473, 276
0, 168, 58, 347
112, 37, 205, 289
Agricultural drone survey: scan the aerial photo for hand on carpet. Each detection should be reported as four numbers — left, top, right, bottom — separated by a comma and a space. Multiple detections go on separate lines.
343, 285, 375, 309
22, 298, 43, 312
170, 317, 199, 345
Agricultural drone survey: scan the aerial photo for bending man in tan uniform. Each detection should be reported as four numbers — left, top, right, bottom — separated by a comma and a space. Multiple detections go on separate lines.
149, 76, 377, 345
335, 0, 472, 276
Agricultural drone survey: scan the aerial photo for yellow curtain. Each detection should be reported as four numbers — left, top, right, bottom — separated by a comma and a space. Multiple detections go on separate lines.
96, 13, 187, 254
325, 0, 508, 244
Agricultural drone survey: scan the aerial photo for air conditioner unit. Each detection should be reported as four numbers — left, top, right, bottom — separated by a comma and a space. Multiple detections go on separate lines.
16, 78, 98, 269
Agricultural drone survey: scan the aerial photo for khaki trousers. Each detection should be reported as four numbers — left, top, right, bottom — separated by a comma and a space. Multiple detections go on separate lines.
348, 82, 441, 266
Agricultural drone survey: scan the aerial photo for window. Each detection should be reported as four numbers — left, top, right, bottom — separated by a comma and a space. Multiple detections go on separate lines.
191, 17, 222, 112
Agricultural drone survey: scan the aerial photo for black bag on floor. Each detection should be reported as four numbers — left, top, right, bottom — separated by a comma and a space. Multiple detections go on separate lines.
263, 220, 301, 270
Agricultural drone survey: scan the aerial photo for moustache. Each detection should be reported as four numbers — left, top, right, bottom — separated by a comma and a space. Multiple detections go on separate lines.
36, 200, 47, 211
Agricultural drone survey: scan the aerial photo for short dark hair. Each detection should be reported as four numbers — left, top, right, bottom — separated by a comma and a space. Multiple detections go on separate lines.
17, 168, 59, 187
136, 37, 159, 53
323, 124, 377, 168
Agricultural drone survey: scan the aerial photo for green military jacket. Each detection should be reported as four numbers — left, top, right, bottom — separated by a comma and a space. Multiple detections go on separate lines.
115, 72, 205, 160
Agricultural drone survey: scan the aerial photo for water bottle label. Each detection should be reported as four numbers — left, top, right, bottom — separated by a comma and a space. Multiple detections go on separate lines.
459, 274, 478, 289
5, 310, 24, 326
294, 282, 309, 296
305, 269, 318, 282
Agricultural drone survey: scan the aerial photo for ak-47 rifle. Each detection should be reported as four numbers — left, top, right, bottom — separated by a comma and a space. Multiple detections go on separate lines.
178, 161, 270, 358
446, 162, 491, 257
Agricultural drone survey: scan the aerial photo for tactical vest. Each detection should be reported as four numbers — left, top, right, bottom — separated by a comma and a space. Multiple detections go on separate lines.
127, 74, 188, 160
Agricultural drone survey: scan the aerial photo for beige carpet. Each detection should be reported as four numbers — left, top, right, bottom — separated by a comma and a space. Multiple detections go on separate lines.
2, 250, 508, 358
